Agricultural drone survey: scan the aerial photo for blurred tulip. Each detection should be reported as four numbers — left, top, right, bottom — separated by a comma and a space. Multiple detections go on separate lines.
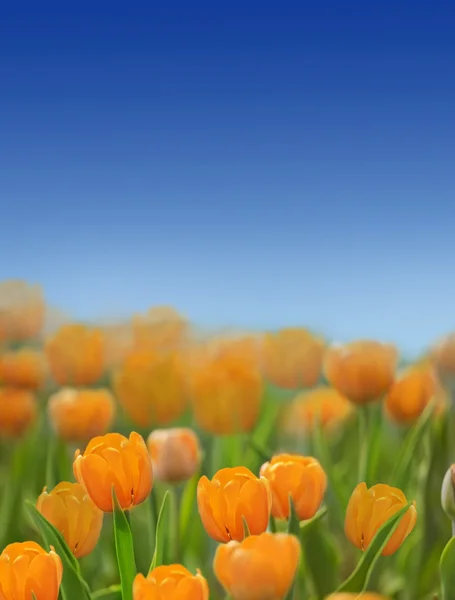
0, 388, 37, 437
132, 305, 188, 353
197, 467, 271, 542
45, 324, 105, 386
48, 387, 115, 442
0, 541, 62, 600
262, 327, 325, 390
430, 333, 455, 386
112, 349, 187, 427
0, 279, 45, 343
101, 321, 135, 370
0, 348, 47, 389
213, 532, 300, 600
345, 483, 417, 556
281, 386, 353, 436
133, 565, 209, 600
188, 341, 262, 435
441, 464, 455, 521
74, 432, 153, 512
260, 454, 327, 520
324, 340, 398, 404
384, 362, 446, 424
326, 594, 390, 599
147, 427, 201, 484
36, 482, 103, 558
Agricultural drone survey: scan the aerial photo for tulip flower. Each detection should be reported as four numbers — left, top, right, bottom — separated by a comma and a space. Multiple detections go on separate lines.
45, 323, 105, 386
132, 305, 188, 353
324, 340, 398, 404
0, 348, 47, 389
262, 327, 325, 390
0, 541, 62, 600
0, 388, 37, 437
260, 454, 327, 520
213, 532, 300, 600
48, 387, 115, 442
197, 467, 271, 542
133, 565, 209, 600
74, 432, 153, 512
0, 279, 45, 343
147, 427, 201, 484
345, 483, 417, 556
430, 332, 455, 382
112, 349, 187, 427
36, 482, 103, 558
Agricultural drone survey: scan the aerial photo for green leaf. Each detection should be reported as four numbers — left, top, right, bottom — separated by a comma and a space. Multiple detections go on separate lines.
440, 535, 455, 600
27, 502, 91, 600
242, 516, 251, 538
91, 585, 122, 600
179, 472, 199, 549
336, 502, 413, 593
287, 496, 300, 536
112, 488, 137, 600
148, 490, 170, 573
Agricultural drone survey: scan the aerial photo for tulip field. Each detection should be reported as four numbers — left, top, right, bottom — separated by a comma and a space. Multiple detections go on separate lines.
2, 281, 455, 599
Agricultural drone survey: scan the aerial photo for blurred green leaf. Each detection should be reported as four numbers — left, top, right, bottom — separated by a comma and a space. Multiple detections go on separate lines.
440, 535, 455, 600
91, 585, 122, 600
180, 472, 199, 550
149, 490, 170, 573
112, 489, 136, 600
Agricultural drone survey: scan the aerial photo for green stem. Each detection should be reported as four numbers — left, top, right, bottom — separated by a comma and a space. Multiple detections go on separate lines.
357, 406, 369, 484
166, 486, 180, 563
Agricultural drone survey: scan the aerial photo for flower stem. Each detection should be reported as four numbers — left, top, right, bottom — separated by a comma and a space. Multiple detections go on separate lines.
357, 406, 369, 484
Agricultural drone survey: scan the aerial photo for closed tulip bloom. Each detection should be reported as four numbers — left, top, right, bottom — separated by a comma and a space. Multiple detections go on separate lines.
48, 387, 115, 442
74, 432, 153, 512
45, 323, 105, 386
133, 565, 209, 600
326, 594, 390, 600
0, 541, 62, 600
112, 349, 187, 427
324, 341, 398, 404
0, 280, 45, 343
345, 483, 417, 556
0, 388, 37, 437
262, 327, 325, 390
260, 454, 327, 521
132, 306, 188, 353
0, 349, 47, 389
36, 482, 103, 558
213, 532, 300, 600
147, 427, 201, 483
197, 467, 271, 542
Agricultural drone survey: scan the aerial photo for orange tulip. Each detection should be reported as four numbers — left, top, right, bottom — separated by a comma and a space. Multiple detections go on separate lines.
0, 280, 45, 343
45, 323, 104, 386
48, 387, 115, 442
0, 388, 37, 437
262, 327, 325, 390
213, 532, 300, 600
132, 306, 188, 353
345, 483, 417, 556
281, 386, 353, 436
0, 541, 62, 600
0, 349, 47, 389
147, 427, 201, 483
197, 467, 271, 543
384, 363, 446, 424
133, 565, 209, 600
73, 432, 153, 512
112, 348, 187, 427
260, 454, 327, 520
101, 322, 135, 370
430, 333, 455, 384
326, 594, 390, 600
324, 340, 398, 404
188, 341, 262, 435
36, 482, 103, 558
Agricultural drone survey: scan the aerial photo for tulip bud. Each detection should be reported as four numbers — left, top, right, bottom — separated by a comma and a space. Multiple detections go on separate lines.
441, 465, 455, 522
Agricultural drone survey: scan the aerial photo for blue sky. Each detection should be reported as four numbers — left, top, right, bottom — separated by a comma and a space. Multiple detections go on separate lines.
1, 3, 454, 355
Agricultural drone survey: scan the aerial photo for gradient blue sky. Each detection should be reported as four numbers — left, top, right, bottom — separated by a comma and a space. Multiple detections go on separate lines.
1, 3, 454, 354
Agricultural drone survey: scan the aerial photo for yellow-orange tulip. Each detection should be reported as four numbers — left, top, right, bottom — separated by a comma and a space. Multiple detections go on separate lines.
0, 541, 62, 600
188, 342, 262, 435
101, 322, 135, 370
147, 427, 201, 483
384, 363, 446, 424
326, 594, 390, 600
74, 432, 153, 512
132, 305, 188, 353
133, 565, 209, 600
324, 340, 398, 404
0, 280, 45, 343
262, 327, 325, 390
0, 348, 47, 389
281, 386, 353, 436
0, 388, 37, 437
48, 387, 115, 442
345, 483, 417, 556
213, 532, 300, 600
45, 323, 104, 386
430, 333, 455, 379
197, 467, 271, 542
260, 454, 327, 520
112, 349, 187, 427
36, 482, 103, 558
